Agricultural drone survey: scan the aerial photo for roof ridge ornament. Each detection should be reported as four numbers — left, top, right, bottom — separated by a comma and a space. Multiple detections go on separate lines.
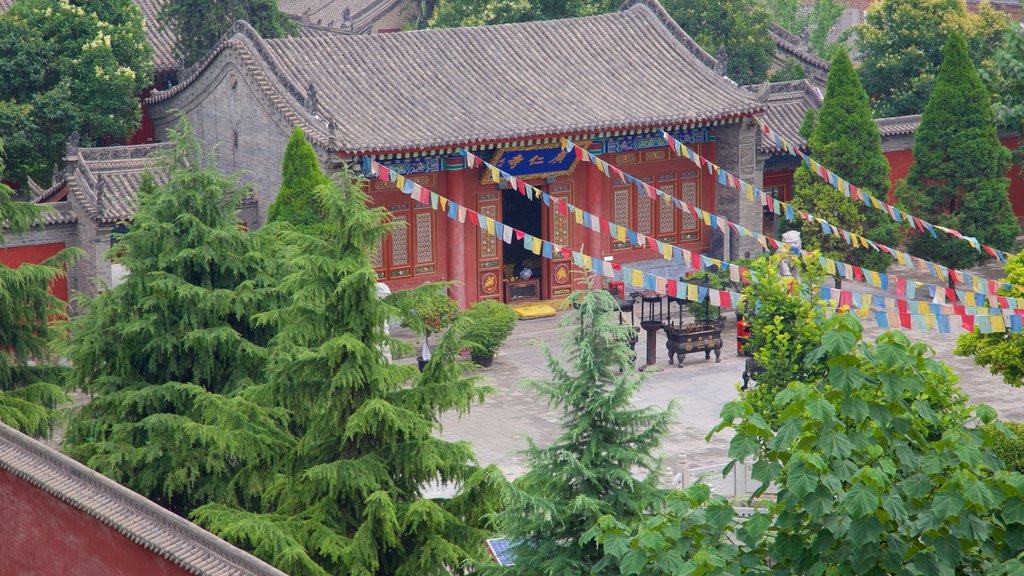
714, 46, 728, 76
306, 82, 319, 116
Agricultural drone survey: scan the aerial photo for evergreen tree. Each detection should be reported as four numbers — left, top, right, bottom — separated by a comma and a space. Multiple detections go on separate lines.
160, 0, 296, 67
487, 289, 674, 575
267, 127, 329, 235
192, 168, 502, 576
896, 31, 1018, 270
788, 49, 900, 274
0, 144, 77, 437
62, 118, 291, 515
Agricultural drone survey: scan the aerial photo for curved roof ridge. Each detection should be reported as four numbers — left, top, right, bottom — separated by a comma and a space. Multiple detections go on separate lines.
147, 20, 333, 148
0, 422, 287, 576
769, 23, 830, 70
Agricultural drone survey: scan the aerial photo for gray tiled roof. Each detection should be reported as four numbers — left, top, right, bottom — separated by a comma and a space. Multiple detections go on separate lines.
769, 23, 831, 86
0, 422, 288, 576
135, 0, 179, 73
37, 143, 174, 224
149, 0, 762, 156
745, 79, 824, 154
875, 114, 921, 137
279, 0, 404, 33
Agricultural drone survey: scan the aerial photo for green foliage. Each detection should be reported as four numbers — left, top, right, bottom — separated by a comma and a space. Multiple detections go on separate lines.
739, 254, 826, 425
62, 118, 290, 515
896, 31, 1018, 270
988, 421, 1024, 474
663, 0, 776, 85
768, 58, 805, 83
856, 0, 1010, 117
462, 300, 517, 358
955, 249, 1024, 386
983, 23, 1024, 171
485, 290, 674, 575
159, 0, 296, 67
0, 0, 152, 185
0, 147, 78, 437
805, 0, 846, 59
798, 107, 817, 141
428, 0, 618, 28
193, 165, 502, 576
267, 127, 329, 235
685, 268, 730, 321
596, 313, 1024, 574
764, 0, 845, 59
789, 49, 900, 274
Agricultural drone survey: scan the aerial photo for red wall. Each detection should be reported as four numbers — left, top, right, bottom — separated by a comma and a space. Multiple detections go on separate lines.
0, 468, 193, 576
0, 242, 69, 303
884, 137, 1024, 218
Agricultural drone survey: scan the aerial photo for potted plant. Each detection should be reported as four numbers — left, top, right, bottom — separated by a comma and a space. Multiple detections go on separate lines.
410, 291, 459, 371
462, 300, 517, 367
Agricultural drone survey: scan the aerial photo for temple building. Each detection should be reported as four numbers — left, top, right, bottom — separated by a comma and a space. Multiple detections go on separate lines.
145, 0, 769, 306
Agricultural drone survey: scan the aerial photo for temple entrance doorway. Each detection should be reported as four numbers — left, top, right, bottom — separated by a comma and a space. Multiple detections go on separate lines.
501, 187, 543, 303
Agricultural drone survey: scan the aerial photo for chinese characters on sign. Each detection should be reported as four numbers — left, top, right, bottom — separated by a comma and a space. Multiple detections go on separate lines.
481, 142, 591, 184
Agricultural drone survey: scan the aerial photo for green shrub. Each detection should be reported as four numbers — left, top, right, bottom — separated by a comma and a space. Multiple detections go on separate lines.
462, 300, 518, 358
990, 421, 1024, 473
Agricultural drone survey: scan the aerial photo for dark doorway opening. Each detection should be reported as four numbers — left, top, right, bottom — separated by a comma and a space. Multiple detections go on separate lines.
502, 187, 543, 302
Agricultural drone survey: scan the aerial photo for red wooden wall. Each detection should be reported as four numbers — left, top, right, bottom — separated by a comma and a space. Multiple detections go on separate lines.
0, 242, 69, 303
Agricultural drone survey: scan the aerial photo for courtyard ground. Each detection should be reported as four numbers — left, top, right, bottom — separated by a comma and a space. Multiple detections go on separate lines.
416, 288, 1024, 483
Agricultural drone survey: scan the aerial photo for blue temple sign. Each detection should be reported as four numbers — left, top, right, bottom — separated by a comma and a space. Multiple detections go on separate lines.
481, 141, 590, 184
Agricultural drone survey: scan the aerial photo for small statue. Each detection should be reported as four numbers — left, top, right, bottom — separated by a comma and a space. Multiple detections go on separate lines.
306, 82, 319, 115
778, 230, 802, 280
65, 131, 80, 157
714, 46, 729, 76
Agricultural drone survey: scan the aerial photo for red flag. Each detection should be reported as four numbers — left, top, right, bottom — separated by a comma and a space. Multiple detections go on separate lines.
853, 267, 863, 282
897, 299, 908, 315
667, 279, 678, 298
561, 247, 572, 259
690, 252, 701, 270
515, 229, 525, 240
896, 278, 906, 297
962, 315, 975, 332
945, 288, 956, 302
467, 211, 479, 226
378, 165, 391, 181
900, 314, 912, 329
720, 291, 732, 309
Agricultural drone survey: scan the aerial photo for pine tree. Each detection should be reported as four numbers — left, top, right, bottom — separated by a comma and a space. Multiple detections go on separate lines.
788, 49, 900, 275
896, 31, 1018, 270
267, 127, 329, 235
0, 143, 77, 437
192, 167, 502, 576
487, 289, 674, 575
62, 119, 291, 515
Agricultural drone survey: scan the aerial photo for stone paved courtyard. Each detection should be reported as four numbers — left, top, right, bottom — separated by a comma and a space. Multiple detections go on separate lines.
421, 296, 1024, 482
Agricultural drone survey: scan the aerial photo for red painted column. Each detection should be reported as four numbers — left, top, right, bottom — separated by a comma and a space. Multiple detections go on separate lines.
446, 169, 468, 308
585, 162, 608, 288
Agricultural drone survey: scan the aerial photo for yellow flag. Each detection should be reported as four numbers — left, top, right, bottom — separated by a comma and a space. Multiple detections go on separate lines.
632, 268, 644, 286
617, 226, 627, 242
687, 283, 699, 301
486, 217, 495, 236
825, 259, 836, 275
702, 211, 711, 226
532, 237, 542, 255
992, 315, 1007, 333
575, 209, 584, 225
965, 291, 976, 307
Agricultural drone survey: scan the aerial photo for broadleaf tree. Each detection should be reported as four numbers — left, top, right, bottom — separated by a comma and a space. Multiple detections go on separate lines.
192, 164, 503, 576
856, 0, 1009, 117
983, 23, 1024, 175
483, 289, 675, 575
956, 249, 1024, 387
895, 31, 1018, 270
0, 0, 152, 185
62, 118, 291, 516
788, 49, 901, 276
0, 144, 78, 437
593, 281, 1024, 573
428, 0, 618, 28
159, 0, 296, 67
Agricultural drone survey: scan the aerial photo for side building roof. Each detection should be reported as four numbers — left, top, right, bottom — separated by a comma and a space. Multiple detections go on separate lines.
769, 23, 831, 87
745, 79, 824, 154
0, 421, 287, 576
147, 0, 762, 157
36, 142, 174, 225
278, 0, 406, 33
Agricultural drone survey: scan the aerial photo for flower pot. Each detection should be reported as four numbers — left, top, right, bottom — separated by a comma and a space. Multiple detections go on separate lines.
471, 354, 494, 368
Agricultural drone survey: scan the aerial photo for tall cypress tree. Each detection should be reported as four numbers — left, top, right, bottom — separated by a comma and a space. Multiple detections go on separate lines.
192, 168, 502, 576
789, 49, 900, 275
488, 289, 674, 575
896, 31, 1018, 270
63, 119, 291, 515
267, 127, 329, 235
0, 144, 77, 437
